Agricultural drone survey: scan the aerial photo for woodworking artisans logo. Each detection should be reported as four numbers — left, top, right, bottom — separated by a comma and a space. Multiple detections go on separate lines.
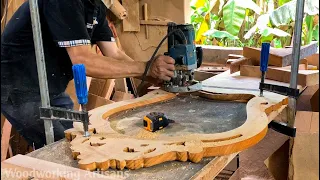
2, 168, 130, 179
93, 169, 130, 178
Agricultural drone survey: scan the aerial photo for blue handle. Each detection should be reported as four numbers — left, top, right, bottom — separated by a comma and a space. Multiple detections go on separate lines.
260, 43, 270, 72
72, 64, 88, 105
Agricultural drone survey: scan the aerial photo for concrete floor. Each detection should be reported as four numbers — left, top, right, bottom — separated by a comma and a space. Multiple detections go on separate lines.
229, 129, 289, 180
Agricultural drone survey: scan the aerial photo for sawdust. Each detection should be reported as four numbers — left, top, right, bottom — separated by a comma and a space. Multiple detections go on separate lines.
135, 129, 163, 139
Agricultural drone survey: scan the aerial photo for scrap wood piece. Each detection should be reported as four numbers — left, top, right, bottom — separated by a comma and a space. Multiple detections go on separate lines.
243, 42, 318, 67
143, 3, 149, 39
227, 57, 255, 74
2, 155, 116, 180
89, 78, 115, 100
281, 58, 308, 70
114, 78, 128, 93
122, 0, 140, 32
112, 91, 134, 102
87, 93, 114, 111
228, 54, 244, 59
64, 84, 288, 171
1, 118, 12, 162
103, 0, 127, 20
240, 65, 319, 87
306, 53, 319, 70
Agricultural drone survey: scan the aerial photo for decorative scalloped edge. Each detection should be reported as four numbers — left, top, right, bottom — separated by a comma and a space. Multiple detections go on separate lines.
64, 90, 288, 171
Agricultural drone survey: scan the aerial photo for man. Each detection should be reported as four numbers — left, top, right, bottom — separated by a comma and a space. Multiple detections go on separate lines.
1, 0, 175, 149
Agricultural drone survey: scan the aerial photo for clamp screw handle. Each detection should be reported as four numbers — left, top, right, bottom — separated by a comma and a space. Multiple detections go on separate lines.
72, 64, 88, 105
260, 43, 271, 72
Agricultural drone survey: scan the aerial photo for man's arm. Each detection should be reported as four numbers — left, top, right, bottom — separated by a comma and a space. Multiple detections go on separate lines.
66, 45, 175, 81
97, 41, 134, 62
96, 41, 164, 84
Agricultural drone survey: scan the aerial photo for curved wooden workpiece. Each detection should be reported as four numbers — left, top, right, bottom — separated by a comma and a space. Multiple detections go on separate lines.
64, 88, 288, 171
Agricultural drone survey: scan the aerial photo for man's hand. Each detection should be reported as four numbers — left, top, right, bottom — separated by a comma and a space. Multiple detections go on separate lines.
148, 55, 175, 81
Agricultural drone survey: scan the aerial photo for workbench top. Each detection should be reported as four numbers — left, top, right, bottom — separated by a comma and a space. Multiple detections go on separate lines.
27, 139, 233, 180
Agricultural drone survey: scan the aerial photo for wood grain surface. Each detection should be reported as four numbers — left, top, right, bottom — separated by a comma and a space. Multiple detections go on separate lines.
64, 80, 287, 171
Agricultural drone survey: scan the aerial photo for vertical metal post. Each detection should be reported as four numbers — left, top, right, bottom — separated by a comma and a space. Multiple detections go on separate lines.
29, 0, 54, 144
287, 1, 305, 179
287, 0, 305, 128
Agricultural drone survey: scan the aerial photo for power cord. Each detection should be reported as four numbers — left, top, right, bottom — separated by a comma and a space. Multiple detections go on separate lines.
136, 28, 187, 97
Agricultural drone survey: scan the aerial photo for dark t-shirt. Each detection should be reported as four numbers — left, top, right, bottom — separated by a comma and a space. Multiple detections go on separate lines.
1, 0, 114, 104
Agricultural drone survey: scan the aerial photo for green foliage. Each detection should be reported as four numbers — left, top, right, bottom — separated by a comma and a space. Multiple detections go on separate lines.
278, 0, 291, 6
269, 1, 296, 26
222, 0, 246, 36
191, 0, 319, 48
313, 24, 319, 42
204, 29, 240, 39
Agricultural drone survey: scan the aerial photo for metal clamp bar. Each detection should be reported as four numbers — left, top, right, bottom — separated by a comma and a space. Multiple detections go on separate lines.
40, 107, 88, 122
259, 83, 300, 98
268, 121, 297, 137
29, 0, 54, 144
40, 107, 90, 137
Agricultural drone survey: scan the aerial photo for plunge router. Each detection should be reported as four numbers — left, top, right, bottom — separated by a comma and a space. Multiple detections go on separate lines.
163, 23, 203, 93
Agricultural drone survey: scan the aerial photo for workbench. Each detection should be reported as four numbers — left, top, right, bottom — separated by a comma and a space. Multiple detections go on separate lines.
2, 70, 303, 179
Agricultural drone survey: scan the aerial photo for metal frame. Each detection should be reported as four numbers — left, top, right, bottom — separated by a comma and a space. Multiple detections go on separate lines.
29, 0, 54, 144
287, 0, 305, 129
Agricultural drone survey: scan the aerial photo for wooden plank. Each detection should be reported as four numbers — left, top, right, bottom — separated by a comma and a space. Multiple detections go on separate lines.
240, 65, 319, 86
112, 91, 134, 102
140, 20, 170, 26
202, 45, 243, 65
190, 154, 237, 180
87, 93, 114, 111
122, 0, 140, 32
2, 155, 117, 180
1, 119, 12, 161
243, 42, 318, 67
2, 161, 64, 180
